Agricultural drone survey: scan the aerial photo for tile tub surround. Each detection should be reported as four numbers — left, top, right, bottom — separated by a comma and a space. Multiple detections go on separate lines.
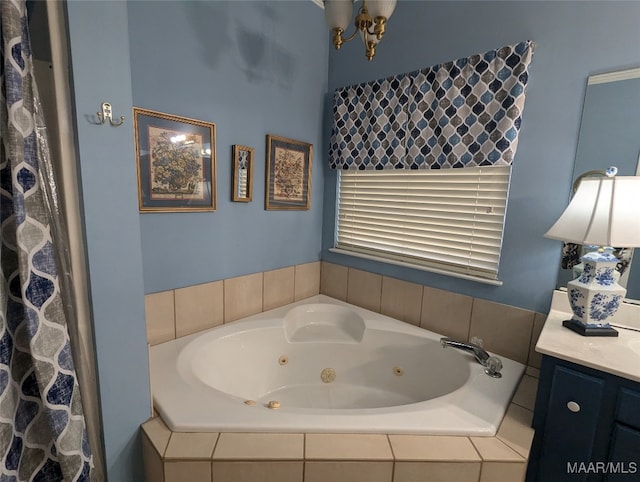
141, 374, 537, 482
144, 261, 546, 370
320, 262, 546, 368
143, 262, 540, 481
145, 262, 321, 346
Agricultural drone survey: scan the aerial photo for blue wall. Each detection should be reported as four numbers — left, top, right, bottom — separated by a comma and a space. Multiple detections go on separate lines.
65, 2, 327, 479
127, 1, 328, 294
65, 1, 150, 480
322, 1, 640, 314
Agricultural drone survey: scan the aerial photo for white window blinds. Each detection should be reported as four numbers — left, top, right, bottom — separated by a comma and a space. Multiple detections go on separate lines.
335, 166, 511, 280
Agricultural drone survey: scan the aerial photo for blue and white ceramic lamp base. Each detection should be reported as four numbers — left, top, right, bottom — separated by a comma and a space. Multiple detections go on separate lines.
565, 251, 623, 337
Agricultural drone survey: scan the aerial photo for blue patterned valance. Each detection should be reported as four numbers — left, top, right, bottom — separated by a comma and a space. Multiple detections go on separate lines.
329, 40, 535, 170
329, 73, 411, 169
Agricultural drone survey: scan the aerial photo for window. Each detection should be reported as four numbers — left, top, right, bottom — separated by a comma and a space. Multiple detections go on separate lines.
334, 166, 511, 283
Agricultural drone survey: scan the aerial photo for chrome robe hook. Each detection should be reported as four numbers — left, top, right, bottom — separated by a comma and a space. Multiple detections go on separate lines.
97, 102, 125, 126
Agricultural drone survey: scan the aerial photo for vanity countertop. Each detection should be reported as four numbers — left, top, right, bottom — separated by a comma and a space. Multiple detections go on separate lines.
536, 290, 640, 383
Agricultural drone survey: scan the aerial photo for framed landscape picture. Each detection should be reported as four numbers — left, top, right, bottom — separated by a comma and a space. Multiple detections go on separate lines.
265, 135, 313, 210
133, 108, 216, 212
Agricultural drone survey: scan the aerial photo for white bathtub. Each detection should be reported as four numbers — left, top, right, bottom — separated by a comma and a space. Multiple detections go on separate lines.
149, 295, 524, 436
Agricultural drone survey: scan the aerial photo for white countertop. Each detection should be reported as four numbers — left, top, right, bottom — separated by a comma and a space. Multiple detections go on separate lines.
536, 290, 640, 383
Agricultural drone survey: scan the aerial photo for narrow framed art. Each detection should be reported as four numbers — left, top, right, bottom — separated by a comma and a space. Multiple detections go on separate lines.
265, 135, 313, 210
133, 107, 216, 212
231, 145, 254, 202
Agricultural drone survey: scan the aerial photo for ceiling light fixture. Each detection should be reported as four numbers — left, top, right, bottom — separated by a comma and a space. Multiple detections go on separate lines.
323, 0, 397, 61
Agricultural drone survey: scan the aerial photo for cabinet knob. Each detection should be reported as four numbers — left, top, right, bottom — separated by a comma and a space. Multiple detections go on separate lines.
567, 401, 581, 413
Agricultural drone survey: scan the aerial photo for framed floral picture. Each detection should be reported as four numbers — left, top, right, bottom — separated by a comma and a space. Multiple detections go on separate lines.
133, 108, 216, 212
265, 135, 313, 210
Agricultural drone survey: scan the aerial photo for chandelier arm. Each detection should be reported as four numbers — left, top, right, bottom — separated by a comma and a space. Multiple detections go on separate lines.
341, 27, 361, 44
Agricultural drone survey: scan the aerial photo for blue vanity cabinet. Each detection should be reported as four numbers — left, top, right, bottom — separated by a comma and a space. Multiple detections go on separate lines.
606, 387, 640, 481
526, 355, 640, 482
606, 424, 640, 481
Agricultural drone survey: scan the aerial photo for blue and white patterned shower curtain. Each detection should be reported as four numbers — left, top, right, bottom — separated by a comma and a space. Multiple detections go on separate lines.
0, 1, 93, 480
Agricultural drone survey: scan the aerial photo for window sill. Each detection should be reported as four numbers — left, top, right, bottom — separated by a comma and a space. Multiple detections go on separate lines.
328, 248, 504, 287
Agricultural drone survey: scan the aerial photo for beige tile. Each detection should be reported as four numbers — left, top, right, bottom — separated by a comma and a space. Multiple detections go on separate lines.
141, 417, 172, 457
380, 277, 423, 325
145, 291, 175, 345
305, 461, 393, 482
497, 403, 534, 459
346, 268, 382, 312
263, 267, 295, 311
468, 299, 535, 364
479, 461, 526, 482
420, 287, 473, 340
213, 433, 303, 460
224, 272, 264, 322
527, 312, 546, 368
511, 375, 538, 411
164, 461, 211, 482
525, 366, 540, 379
142, 432, 164, 482
175, 281, 223, 338
212, 461, 303, 482
320, 262, 348, 301
165, 432, 219, 460
469, 437, 524, 462
294, 261, 320, 301
394, 461, 481, 482
389, 435, 481, 462
305, 434, 392, 460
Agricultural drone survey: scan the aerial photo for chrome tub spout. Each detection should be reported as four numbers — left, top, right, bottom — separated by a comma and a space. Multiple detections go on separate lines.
440, 337, 503, 378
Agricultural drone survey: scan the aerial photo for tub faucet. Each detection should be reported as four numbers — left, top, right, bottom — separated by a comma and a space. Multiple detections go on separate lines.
440, 337, 502, 378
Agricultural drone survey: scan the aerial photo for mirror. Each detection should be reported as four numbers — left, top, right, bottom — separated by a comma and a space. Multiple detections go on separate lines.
232, 144, 254, 202
556, 67, 640, 301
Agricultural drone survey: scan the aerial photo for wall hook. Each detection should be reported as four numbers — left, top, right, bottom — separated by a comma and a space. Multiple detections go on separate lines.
97, 102, 125, 126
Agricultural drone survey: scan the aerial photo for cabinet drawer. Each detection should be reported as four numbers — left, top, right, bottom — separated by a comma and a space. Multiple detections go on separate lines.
605, 424, 640, 481
616, 387, 640, 430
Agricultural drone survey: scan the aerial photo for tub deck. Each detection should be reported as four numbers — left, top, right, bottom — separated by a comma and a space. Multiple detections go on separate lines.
150, 295, 525, 436
142, 369, 537, 482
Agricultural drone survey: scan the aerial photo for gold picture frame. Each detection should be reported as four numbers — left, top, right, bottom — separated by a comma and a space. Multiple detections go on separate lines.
133, 107, 216, 212
232, 145, 254, 202
265, 135, 313, 210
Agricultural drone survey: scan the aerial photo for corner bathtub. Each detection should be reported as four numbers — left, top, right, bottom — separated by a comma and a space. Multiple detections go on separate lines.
149, 295, 524, 436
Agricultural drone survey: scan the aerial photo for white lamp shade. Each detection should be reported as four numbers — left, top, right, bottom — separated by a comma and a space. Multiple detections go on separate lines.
545, 176, 640, 247
367, 0, 397, 19
323, 0, 354, 30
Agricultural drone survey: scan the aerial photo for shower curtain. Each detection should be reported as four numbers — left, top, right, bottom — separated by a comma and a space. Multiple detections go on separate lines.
0, 0, 94, 480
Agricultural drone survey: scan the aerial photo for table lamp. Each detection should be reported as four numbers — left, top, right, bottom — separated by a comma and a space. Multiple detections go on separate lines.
545, 168, 640, 336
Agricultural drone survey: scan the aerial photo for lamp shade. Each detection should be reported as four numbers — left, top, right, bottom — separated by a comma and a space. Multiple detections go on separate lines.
367, 0, 397, 19
545, 176, 640, 247
323, 0, 354, 30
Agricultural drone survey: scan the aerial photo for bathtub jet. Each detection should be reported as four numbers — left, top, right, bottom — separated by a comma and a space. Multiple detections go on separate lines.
149, 295, 524, 436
